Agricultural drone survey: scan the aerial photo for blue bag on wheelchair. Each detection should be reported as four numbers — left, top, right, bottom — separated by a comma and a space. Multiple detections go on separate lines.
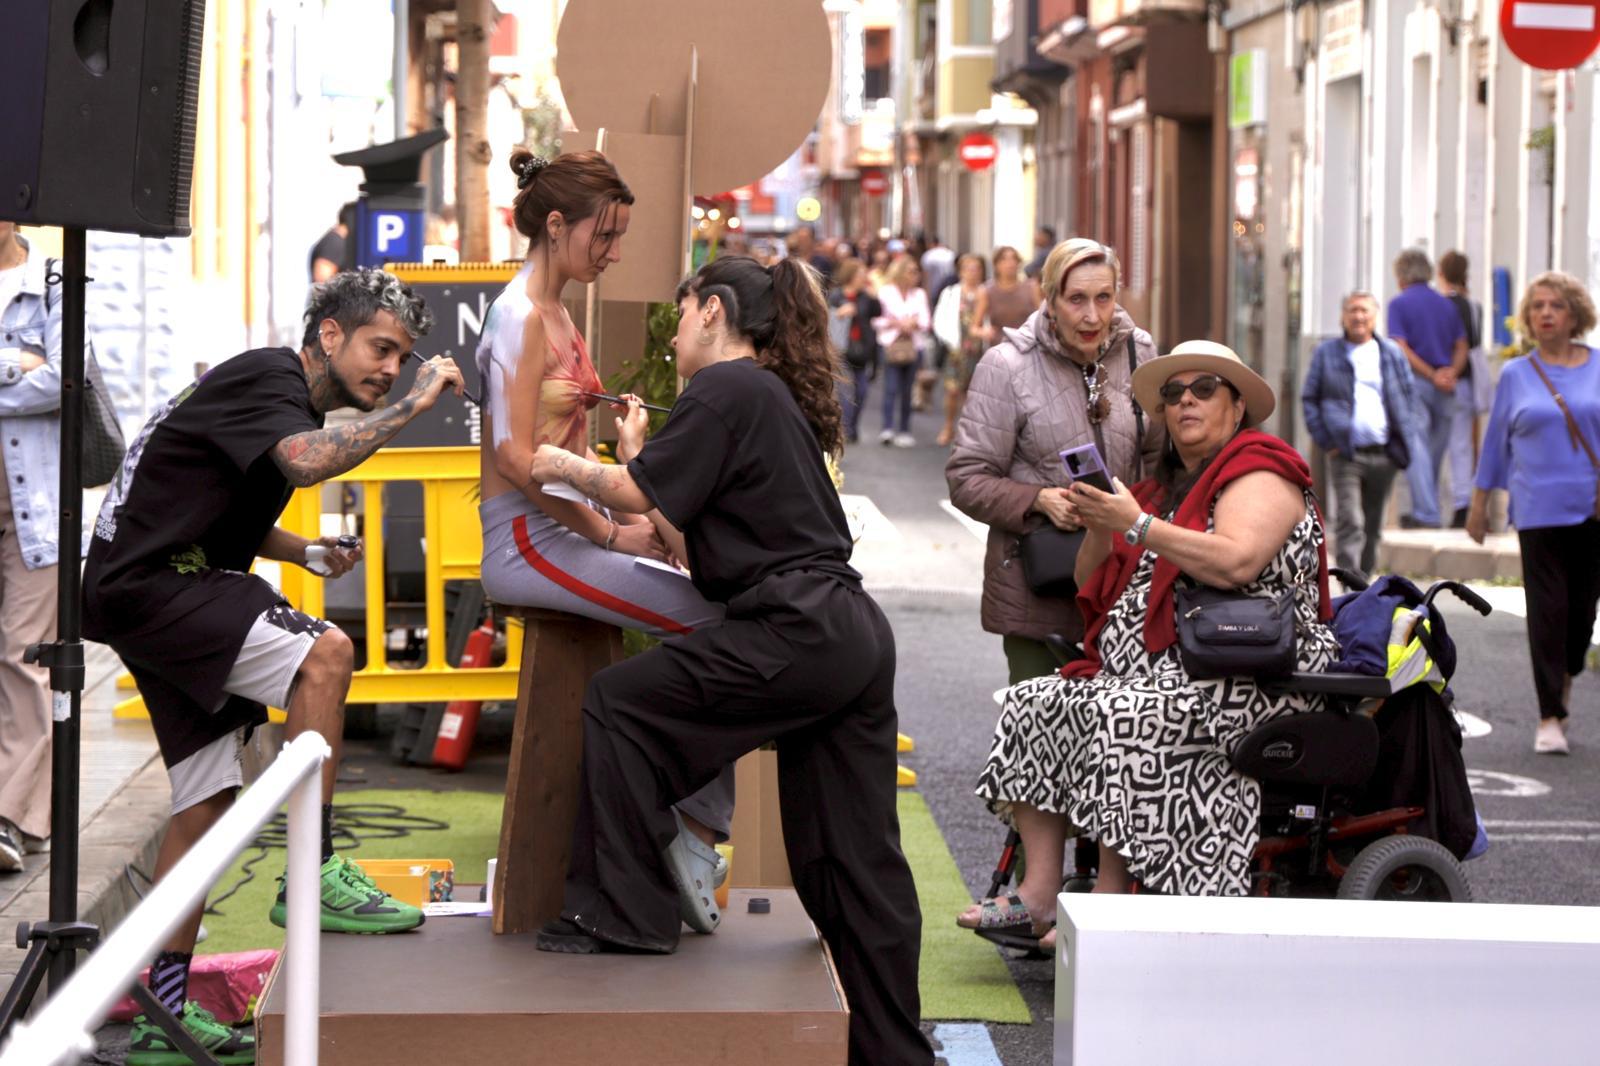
1328, 576, 1480, 859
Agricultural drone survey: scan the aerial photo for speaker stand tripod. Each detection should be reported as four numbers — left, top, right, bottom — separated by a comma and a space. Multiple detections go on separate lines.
0, 227, 98, 1039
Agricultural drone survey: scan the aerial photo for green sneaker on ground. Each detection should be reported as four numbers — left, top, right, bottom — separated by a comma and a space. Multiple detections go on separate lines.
126, 1001, 255, 1066
268, 855, 425, 934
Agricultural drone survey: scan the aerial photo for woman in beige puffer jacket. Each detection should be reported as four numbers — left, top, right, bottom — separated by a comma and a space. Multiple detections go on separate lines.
945, 239, 1164, 683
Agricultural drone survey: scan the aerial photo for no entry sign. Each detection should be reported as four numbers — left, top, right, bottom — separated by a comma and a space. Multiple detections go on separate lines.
860, 170, 888, 197
1501, 0, 1600, 69
957, 132, 999, 172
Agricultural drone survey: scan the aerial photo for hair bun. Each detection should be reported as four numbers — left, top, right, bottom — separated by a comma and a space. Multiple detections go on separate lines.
516, 154, 550, 190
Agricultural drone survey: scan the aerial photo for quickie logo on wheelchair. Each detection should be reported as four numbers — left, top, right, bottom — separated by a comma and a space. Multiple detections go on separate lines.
1260, 738, 1302, 763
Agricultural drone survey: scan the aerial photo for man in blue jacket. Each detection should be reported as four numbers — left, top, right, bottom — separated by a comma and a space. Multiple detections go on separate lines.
1302, 291, 1417, 576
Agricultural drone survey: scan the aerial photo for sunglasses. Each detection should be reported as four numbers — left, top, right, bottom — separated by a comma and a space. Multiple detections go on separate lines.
1159, 375, 1233, 405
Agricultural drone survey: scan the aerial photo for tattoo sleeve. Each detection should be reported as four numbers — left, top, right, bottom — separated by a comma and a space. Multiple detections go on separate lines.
550, 450, 651, 513
271, 398, 417, 487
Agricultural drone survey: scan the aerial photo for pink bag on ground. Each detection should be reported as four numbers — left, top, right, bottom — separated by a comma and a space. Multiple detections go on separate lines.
106, 949, 279, 1025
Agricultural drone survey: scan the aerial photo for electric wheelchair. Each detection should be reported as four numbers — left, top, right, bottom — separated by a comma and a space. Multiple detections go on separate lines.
978, 571, 1488, 953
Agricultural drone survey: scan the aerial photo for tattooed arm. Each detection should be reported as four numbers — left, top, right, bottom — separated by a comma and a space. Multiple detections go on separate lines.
271, 356, 462, 487
529, 444, 653, 514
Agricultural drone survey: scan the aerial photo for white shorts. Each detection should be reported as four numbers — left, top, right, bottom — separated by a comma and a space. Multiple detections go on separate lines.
166, 604, 332, 816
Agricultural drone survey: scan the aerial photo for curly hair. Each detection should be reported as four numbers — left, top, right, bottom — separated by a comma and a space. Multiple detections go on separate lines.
301, 268, 433, 350
1519, 271, 1598, 341
676, 255, 844, 454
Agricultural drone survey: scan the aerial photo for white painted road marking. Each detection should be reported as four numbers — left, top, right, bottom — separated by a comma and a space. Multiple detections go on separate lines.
940, 499, 989, 543
933, 1023, 1004, 1066
1455, 709, 1493, 738
1512, 2, 1596, 30
841, 493, 902, 543
1484, 819, 1600, 829
1467, 768, 1552, 797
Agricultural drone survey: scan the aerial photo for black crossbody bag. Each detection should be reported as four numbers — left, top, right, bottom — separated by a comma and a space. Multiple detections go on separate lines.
1173, 579, 1299, 679
1019, 336, 1143, 598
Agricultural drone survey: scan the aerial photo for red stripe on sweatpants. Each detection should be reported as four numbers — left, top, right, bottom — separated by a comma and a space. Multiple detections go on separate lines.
511, 515, 694, 635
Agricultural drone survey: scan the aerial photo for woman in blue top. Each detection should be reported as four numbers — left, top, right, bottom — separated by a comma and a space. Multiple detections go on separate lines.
1467, 271, 1600, 754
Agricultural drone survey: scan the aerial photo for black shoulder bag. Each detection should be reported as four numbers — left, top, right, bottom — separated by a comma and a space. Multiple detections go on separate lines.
1173, 578, 1299, 679
45, 259, 127, 488
1018, 336, 1144, 598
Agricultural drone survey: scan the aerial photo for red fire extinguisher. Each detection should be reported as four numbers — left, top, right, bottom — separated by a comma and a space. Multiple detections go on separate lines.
432, 616, 497, 771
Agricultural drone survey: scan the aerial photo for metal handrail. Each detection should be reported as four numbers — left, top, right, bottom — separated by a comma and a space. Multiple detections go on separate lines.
0, 732, 332, 1066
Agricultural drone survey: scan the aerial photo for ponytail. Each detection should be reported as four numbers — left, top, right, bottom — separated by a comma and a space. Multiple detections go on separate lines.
761, 258, 845, 455
676, 256, 846, 454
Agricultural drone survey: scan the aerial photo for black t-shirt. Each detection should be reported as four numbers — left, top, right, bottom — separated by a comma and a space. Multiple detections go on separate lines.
309, 228, 346, 277
627, 359, 859, 604
1446, 292, 1482, 378
83, 348, 322, 762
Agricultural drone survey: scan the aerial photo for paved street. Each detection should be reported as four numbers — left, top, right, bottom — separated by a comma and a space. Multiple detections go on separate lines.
842, 395, 1600, 1065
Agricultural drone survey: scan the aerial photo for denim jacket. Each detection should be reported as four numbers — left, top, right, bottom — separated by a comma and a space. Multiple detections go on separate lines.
1301, 332, 1416, 471
0, 237, 63, 569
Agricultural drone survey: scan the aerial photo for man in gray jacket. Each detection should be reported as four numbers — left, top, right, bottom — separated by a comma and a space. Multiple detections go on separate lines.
1301, 291, 1417, 577
0, 222, 63, 871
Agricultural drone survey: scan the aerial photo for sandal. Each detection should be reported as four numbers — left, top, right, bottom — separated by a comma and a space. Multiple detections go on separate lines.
956, 894, 1054, 947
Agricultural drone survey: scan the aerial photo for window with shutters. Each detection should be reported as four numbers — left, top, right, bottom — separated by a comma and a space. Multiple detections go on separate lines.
1129, 121, 1149, 293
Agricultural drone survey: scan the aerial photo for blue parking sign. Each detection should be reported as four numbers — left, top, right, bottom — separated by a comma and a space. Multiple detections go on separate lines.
356, 204, 424, 266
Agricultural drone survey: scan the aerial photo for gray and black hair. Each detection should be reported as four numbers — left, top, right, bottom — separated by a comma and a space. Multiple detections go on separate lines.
300, 268, 434, 351
1341, 289, 1379, 311
1393, 247, 1434, 287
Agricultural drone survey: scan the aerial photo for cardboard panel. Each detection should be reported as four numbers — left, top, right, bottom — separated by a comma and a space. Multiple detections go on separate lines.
560, 130, 686, 303
556, 0, 830, 195
730, 748, 792, 888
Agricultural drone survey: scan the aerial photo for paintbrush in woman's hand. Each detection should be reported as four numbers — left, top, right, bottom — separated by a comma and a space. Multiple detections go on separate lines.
581, 390, 673, 414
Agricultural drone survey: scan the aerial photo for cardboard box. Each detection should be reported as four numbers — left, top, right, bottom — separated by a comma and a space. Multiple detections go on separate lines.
358, 858, 454, 908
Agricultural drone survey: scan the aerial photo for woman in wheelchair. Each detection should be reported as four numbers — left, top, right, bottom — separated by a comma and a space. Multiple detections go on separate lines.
959, 342, 1338, 946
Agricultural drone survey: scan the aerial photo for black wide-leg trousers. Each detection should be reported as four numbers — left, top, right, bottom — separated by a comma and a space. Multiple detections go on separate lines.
1518, 519, 1600, 721
561, 571, 932, 1066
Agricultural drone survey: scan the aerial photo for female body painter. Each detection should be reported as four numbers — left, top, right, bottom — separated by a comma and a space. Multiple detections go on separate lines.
475, 148, 733, 932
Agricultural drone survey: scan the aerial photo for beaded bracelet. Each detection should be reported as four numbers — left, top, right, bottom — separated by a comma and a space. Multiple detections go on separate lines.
1122, 512, 1155, 546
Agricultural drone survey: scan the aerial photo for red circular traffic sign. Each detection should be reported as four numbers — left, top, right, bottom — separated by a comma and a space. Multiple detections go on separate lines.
1500, 0, 1600, 70
860, 170, 888, 197
957, 132, 999, 172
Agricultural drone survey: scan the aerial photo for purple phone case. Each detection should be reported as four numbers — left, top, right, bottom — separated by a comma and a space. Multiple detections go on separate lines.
1060, 443, 1113, 491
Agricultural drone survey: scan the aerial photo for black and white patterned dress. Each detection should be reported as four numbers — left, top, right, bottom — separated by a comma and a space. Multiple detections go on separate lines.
976, 495, 1339, 896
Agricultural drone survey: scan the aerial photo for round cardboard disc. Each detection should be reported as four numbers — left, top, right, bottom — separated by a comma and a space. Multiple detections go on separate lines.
556, 0, 830, 195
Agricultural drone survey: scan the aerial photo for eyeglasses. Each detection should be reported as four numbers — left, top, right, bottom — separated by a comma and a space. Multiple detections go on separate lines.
1158, 375, 1231, 405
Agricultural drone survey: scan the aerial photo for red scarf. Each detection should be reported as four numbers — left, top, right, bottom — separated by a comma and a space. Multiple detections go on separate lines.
1063, 429, 1331, 680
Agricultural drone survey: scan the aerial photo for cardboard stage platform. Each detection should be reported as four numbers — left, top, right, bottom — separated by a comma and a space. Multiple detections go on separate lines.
256, 889, 848, 1065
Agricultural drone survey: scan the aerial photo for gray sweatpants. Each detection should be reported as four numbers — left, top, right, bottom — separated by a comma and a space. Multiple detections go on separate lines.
479, 491, 734, 838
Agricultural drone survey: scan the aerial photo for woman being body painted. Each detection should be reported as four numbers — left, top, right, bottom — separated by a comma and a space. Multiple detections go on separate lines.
475, 147, 733, 932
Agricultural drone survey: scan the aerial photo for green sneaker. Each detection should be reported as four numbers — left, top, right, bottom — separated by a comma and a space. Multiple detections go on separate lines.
268, 855, 425, 934
127, 1001, 255, 1065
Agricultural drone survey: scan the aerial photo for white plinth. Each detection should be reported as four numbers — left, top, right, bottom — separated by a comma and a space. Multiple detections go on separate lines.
1055, 894, 1600, 1066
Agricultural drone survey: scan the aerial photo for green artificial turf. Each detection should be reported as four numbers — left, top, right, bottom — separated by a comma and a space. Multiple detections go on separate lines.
897, 791, 1032, 1024
196, 788, 502, 957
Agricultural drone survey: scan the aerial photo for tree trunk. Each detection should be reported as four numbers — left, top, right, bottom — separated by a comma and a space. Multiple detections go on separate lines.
455, 0, 491, 262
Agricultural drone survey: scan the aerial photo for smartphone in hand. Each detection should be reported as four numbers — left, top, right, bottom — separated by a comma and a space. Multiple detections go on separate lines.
1060, 443, 1114, 493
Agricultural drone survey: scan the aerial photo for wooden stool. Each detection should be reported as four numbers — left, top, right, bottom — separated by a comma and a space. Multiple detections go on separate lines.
492, 607, 625, 934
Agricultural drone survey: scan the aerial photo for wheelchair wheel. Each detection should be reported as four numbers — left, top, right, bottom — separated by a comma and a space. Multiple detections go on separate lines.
1336, 835, 1473, 902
